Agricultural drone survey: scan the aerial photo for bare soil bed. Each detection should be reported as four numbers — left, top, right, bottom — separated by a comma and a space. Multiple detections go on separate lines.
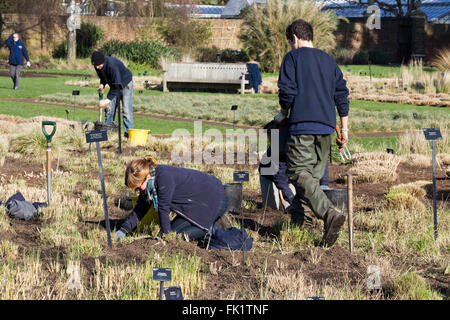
0, 146, 448, 299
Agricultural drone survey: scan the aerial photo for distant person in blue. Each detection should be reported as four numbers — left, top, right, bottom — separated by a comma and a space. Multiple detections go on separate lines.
246, 54, 262, 93
5, 33, 30, 90
115, 156, 230, 241
91, 51, 134, 138
276, 19, 349, 247
259, 120, 330, 216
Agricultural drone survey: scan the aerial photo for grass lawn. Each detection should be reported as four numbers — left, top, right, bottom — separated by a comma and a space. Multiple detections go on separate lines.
0, 70, 448, 152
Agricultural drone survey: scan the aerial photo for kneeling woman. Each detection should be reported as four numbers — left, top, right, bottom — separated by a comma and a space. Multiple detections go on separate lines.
115, 156, 229, 241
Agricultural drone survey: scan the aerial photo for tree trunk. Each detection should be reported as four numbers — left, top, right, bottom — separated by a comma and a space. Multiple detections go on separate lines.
67, 30, 76, 63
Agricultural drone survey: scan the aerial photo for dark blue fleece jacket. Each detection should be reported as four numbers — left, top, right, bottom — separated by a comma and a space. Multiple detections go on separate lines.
95, 56, 133, 101
278, 47, 349, 128
5, 35, 29, 66
120, 165, 225, 234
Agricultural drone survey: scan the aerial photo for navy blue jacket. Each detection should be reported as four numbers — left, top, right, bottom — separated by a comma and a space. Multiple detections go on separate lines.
278, 47, 349, 128
120, 165, 225, 234
95, 56, 133, 101
246, 63, 262, 93
5, 35, 29, 66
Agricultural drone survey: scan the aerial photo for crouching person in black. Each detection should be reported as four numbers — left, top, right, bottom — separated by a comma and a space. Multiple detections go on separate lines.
115, 155, 229, 241
259, 120, 330, 214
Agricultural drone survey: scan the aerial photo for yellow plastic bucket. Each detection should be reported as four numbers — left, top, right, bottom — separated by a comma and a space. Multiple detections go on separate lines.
128, 129, 150, 146
132, 195, 159, 232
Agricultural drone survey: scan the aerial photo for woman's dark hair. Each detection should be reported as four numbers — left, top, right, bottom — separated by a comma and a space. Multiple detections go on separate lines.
286, 19, 314, 42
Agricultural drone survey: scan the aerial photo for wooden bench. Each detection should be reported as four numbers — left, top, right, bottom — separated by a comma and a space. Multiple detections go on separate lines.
162, 62, 250, 94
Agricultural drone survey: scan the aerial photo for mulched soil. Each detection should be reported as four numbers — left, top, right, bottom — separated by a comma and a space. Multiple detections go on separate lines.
1, 143, 448, 299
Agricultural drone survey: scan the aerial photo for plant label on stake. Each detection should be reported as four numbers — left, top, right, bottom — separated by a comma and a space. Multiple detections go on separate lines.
85, 129, 112, 248
423, 128, 442, 141
233, 171, 249, 182
72, 90, 79, 121
164, 286, 183, 300
231, 105, 238, 129
153, 268, 172, 300
423, 128, 442, 240
234, 171, 249, 267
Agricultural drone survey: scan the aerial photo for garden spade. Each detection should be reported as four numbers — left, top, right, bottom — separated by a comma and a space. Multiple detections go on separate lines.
97, 86, 104, 122
42, 121, 57, 205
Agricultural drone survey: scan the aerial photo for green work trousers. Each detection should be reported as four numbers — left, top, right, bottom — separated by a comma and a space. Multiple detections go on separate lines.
286, 134, 332, 220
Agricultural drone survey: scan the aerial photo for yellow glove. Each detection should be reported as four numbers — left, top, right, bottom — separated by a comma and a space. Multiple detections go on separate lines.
26, 61, 31, 68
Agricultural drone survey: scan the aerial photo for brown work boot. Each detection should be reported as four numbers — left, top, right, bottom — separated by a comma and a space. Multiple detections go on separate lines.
320, 207, 346, 247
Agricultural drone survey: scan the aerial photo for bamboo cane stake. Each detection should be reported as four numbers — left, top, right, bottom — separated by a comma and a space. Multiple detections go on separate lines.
347, 173, 354, 253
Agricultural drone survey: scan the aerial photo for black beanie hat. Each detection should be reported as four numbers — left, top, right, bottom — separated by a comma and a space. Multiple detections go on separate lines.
91, 51, 105, 66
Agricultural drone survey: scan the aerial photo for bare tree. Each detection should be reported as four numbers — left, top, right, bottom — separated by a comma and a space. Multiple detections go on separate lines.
85, 0, 168, 17
347, 0, 423, 18
341, 1, 425, 62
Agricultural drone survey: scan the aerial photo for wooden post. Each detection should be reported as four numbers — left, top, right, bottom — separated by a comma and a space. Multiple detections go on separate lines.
347, 173, 354, 253
163, 72, 168, 92
240, 72, 245, 95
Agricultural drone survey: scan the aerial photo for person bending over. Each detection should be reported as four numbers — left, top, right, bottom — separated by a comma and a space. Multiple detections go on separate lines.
115, 156, 229, 241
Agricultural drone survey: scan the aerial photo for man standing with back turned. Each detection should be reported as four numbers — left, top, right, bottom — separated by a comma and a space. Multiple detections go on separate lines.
91, 51, 134, 138
276, 19, 349, 247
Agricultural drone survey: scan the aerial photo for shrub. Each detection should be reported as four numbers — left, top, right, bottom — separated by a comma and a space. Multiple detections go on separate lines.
76, 22, 104, 58
100, 40, 181, 69
368, 49, 388, 65
52, 41, 68, 59
196, 46, 250, 63
353, 50, 369, 64
157, 8, 212, 53
239, 0, 340, 73
52, 22, 104, 59
332, 47, 354, 65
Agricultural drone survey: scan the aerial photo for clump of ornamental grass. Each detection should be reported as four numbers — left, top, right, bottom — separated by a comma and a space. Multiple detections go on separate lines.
0, 240, 18, 260
386, 271, 442, 300
398, 130, 449, 156
384, 188, 426, 212
431, 47, 450, 72
349, 152, 401, 184
258, 262, 369, 300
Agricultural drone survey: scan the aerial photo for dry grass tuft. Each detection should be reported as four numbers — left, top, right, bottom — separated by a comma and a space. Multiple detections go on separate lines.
349, 152, 401, 184
398, 130, 449, 156
431, 47, 450, 72
384, 188, 426, 212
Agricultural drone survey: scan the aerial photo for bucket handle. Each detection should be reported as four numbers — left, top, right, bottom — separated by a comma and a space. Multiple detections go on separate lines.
42, 121, 57, 143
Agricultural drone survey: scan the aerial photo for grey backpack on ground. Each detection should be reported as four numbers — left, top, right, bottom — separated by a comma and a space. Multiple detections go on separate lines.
4, 192, 41, 220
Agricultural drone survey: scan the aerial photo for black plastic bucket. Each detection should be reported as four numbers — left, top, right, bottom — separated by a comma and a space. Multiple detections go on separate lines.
323, 188, 348, 211
224, 183, 243, 213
